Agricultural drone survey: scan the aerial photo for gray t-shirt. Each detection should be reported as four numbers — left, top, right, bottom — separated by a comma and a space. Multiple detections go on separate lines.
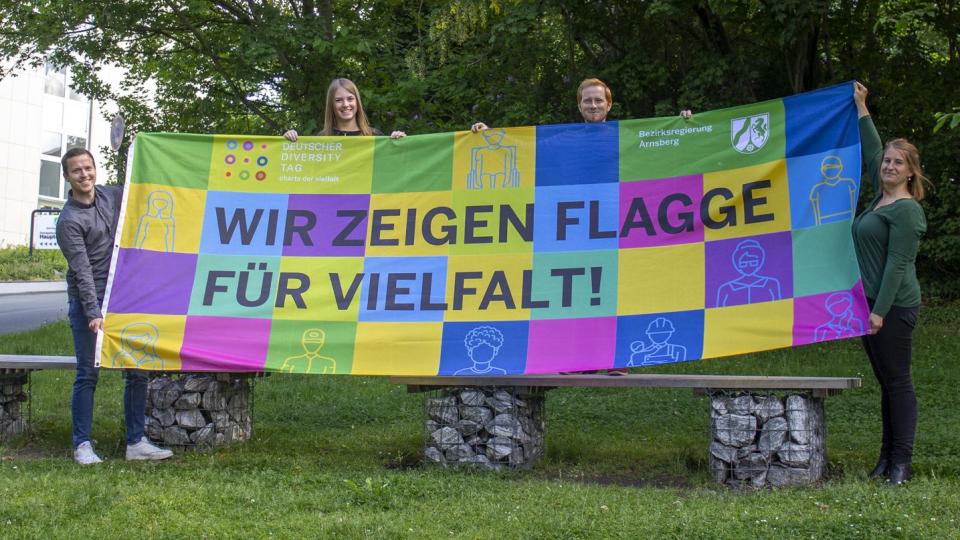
56, 184, 123, 321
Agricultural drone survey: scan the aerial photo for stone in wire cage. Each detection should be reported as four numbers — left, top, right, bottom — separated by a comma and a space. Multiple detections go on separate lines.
708, 391, 825, 488
0, 373, 29, 441
423, 387, 545, 469
145, 373, 254, 448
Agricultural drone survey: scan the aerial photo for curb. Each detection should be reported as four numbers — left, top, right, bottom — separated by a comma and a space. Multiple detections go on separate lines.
0, 281, 67, 296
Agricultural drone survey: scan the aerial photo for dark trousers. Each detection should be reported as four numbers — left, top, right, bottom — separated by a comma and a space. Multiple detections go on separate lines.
861, 304, 919, 465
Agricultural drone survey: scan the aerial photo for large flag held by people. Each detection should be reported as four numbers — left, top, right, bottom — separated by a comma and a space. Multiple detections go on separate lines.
97, 82, 869, 375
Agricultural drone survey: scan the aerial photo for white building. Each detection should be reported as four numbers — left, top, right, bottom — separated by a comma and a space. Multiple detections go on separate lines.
0, 61, 114, 247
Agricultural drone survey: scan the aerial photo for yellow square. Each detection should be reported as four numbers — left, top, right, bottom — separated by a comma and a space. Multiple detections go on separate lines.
209, 135, 374, 194
444, 252, 533, 321
118, 183, 205, 254
702, 300, 793, 359
366, 191, 453, 257
453, 127, 536, 192
100, 313, 185, 371
702, 160, 791, 242
352, 322, 442, 375
273, 257, 364, 321
449, 188, 535, 256
618, 244, 705, 315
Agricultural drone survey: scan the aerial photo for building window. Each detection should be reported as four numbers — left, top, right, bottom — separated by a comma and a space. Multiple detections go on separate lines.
39, 61, 92, 201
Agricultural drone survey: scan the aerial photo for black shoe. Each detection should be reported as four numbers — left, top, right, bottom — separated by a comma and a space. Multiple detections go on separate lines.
868, 459, 890, 480
885, 463, 912, 486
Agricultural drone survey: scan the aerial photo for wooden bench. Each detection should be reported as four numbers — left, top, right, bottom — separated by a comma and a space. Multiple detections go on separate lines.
391, 374, 861, 487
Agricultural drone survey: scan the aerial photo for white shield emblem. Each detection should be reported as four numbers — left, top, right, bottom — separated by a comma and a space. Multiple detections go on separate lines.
730, 113, 770, 154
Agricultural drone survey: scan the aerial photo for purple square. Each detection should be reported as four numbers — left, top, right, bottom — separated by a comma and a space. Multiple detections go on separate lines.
180, 316, 270, 371
282, 194, 369, 257
525, 317, 617, 373
793, 281, 870, 346
108, 249, 196, 315
706, 232, 794, 308
620, 175, 704, 249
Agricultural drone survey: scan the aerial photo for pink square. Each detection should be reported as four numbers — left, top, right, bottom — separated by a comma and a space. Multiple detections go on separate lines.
181, 316, 270, 371
792, 281, 870, 346
619, 175, 704, 249
526, 317, 617, 373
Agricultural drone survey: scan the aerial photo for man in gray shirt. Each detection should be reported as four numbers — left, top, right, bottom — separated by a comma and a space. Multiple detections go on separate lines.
57, 147, 173, 464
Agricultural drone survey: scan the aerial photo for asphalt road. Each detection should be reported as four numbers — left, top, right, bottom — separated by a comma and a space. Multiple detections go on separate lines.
0, 291, 69, 335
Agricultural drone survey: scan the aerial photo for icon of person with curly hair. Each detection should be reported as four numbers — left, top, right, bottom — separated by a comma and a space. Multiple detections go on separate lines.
454, 325, 507, 375
110, 322, 162, 369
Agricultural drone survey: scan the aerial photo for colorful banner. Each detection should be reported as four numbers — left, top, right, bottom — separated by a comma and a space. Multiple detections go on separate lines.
97, 82, 870, 375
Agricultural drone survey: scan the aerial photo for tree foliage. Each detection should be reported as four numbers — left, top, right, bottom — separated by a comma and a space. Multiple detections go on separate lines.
1, 0, 957, 296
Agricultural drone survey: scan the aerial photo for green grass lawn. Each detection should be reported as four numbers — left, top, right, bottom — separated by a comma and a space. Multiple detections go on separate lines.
1, 304, 959, 538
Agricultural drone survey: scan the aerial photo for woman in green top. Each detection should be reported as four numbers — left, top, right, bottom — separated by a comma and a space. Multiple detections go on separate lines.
852, 81, 928, 486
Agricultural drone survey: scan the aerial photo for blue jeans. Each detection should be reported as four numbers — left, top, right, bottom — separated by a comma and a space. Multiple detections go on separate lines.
69, 297, 148, 448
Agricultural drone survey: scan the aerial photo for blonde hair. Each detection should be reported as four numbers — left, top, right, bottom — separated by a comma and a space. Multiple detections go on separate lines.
884, 138, 928, 201
577, 78, 612, 104
321, 78, 374, 136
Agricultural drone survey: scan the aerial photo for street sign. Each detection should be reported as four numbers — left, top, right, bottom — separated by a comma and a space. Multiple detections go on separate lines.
30, 208, 61, 254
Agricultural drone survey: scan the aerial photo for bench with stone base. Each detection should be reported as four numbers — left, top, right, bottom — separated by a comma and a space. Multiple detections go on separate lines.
390, 374, 861, 488
0, 354, 255, 448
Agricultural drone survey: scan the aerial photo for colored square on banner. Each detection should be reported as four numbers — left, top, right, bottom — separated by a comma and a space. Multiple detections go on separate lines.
533, 183, 619, 253
108, 249, 196, 315
438, 321, 528, 375
188, 254, 281, 319
449, 188, 535, 256
100, 313, 185, 371
619, 175, 704, 249
784, 82, 859, 158
372, 132, 454, 193
131, 133, 212, 189
786, 144, 861, 229
614, 310, 704, 369
453, 127, 536, 191
282, 194, 370, 257
352, 321, 442, 375
208, 136, 278, 192
702, 160, 791, 242
365, 191, 453, 257
530, 250, 617, 320
792, 220, 862, 297
181, 315, 270, 371
199, 191, 288, 256
118, 183, 205, 254
265, 320, 356, 374
706, 232, 793, 308
526, 317, 617, 373
273, 256, 364, 321
792, 282, 869, 347
617, 243, 705, 315
702, 300, 793, 359
619, 100, 786, 180
535, 122, 618, 186
444, 252, 533, 322
360, 256, 448, 322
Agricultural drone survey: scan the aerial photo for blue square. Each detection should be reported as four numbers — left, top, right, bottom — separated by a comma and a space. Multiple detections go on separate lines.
533, 183, 620, 252
786, 144, 862, 229
614, 311, 704, 368
359, 256, 447, 321
784, 82, 859, 158
439, 321, 529, 375
200, 192, 288, 256
535, 122, 619, 186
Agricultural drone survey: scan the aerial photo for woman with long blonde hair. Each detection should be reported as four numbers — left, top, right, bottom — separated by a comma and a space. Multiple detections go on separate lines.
284, 78, 405, 140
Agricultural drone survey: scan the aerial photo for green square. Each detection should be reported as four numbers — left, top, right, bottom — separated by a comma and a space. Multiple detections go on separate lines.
792, 221, 861, 297
265, 321, 356, 374
531, 250, 618, 320
619, 99, 786, 181
372, 132, 453, 193
188, 254, 281, 318
132, 133, 213, 189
